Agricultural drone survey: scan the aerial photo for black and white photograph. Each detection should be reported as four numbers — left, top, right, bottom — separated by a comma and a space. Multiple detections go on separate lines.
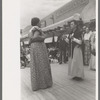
20, 0, 97, 100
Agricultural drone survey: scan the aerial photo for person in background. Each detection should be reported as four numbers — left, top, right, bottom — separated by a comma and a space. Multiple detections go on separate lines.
68, 20, 84, 80
82, 26, 86, 35
63, 33, 69, 62
89, 27, 96, 71
83, 27, 92, 66
57, 34, 67, 64
26, 48, 30, 66
20, 46, 27, 68
81, 25, 86, 66
28, 17, 52, 91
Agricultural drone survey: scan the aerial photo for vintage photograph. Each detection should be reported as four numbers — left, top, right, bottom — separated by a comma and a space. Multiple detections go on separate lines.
20, 0, 96, 100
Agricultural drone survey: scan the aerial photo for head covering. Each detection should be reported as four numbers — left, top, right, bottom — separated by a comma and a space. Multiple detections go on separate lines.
73, 13, 81, 20
31, 17, 40, 26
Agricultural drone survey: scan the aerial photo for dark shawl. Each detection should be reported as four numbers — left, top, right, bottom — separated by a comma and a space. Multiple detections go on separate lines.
69, 28, 82, 58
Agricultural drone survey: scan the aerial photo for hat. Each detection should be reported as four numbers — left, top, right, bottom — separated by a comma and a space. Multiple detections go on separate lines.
73, 13, 81, 20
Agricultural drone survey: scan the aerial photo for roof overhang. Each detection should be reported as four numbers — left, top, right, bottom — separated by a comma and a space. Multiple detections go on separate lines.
42, 13, 80, 31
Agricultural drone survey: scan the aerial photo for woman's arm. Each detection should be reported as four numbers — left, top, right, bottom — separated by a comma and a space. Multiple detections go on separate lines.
72, 37, 82, 44
72, 31, 82, 44
33, 31, 45, 41
29, 31, 45, 45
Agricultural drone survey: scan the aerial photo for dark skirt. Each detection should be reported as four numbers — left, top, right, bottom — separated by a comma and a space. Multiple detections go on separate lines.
30, 42, 52, 91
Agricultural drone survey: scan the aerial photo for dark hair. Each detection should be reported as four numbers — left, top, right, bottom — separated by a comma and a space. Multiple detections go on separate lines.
69, 20, 77, 26
77, 20, 84, 31
31, 17, 40, 26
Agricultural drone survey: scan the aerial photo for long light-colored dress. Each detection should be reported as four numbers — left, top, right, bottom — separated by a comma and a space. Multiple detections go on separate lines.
29, 26, 52, 91
68, 46, 84, 78
68, 29, 84, 79
89, 31, 96, 70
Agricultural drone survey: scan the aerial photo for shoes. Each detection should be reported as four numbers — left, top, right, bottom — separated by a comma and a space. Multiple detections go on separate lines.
91, 69, 96, 71
59, 62, 62, 64
72, 77, 83, 81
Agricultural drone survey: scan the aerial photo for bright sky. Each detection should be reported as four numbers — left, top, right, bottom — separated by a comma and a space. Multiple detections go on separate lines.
20, 0, 71, 29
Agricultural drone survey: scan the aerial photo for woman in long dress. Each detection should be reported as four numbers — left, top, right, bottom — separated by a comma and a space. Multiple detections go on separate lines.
83, 27, 92, 66
68, 20, 84, 80
89, 30, 96, 70
28, 17, 52, 91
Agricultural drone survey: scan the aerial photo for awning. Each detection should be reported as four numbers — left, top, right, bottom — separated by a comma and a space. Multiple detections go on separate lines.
44, 36, 58, 43
42, 16, 73, 31
42, 13, 80, 32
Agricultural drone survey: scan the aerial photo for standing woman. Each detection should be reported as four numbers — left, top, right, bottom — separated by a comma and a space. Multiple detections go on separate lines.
83, 27, 92, 66
68, 20, 84, 80
28, 17, 52, 91
89, 28, 96, 70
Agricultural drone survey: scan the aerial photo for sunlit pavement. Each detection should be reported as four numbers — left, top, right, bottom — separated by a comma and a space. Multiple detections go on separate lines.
21, 63, 96, 100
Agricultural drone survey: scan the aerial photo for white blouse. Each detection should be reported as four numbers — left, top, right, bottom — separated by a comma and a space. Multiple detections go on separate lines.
84, 31, 92, 40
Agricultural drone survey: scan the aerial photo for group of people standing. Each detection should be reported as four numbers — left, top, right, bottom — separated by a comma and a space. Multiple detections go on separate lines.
56, 20, 96, 71
21, 17, 96, 91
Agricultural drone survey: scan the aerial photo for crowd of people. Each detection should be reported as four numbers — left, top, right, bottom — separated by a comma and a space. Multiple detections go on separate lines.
20, 17, 96, 91
44, 19, 96, 71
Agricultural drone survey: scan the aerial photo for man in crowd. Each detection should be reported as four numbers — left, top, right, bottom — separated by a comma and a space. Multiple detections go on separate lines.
57, 34, 68, 64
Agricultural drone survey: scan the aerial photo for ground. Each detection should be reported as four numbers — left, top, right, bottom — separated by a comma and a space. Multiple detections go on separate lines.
21, 63, 96, 100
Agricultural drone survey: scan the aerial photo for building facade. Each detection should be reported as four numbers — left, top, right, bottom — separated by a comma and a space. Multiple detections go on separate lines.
41, 0, 95, 28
